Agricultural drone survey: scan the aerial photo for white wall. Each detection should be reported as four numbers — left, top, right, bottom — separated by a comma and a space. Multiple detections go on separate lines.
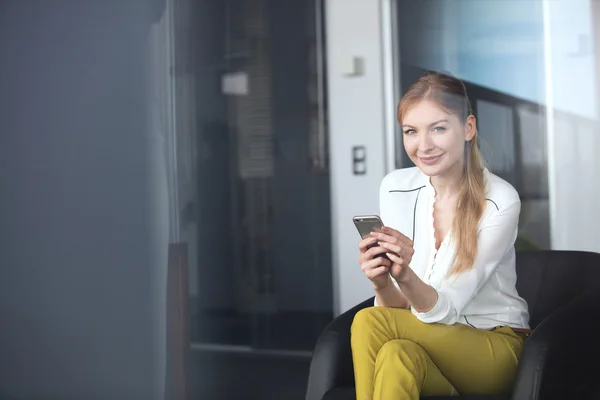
326, 0, 390, 314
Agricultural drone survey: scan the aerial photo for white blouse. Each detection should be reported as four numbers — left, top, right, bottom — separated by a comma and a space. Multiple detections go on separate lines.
375, 167, 530, 330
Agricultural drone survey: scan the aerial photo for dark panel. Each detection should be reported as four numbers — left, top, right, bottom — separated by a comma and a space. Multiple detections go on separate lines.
0, 1, 160, 399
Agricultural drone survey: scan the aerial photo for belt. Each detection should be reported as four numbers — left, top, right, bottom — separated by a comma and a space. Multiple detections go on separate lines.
489, 326, 533, 336
511, 327, 533, 335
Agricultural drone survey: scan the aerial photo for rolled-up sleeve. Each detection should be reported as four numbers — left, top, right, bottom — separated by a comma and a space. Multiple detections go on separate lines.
411, 201, 521, 324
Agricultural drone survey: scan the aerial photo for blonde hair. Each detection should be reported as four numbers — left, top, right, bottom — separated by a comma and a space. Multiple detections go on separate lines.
397, 71, 486, 276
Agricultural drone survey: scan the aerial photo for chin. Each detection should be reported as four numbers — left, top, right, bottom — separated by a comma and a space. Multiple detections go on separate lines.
413, 159, 447, 176
417, 158, 462, 179
417, 164, 444, 176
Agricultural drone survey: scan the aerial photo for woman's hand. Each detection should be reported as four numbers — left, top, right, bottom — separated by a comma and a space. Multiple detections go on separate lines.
370, 226, 415, 283
358, 236, 392, 290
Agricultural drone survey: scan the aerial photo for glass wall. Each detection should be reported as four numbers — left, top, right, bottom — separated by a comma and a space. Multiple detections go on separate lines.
168, 0, 333, 352
393, 0, 598, 251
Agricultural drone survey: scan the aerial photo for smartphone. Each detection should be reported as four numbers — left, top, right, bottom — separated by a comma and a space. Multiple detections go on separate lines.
352, 215, 385, 239
352, 215, 390, 261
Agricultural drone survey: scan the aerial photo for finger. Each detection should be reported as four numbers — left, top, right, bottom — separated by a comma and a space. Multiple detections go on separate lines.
365, 245, 389, 260
365, 265, 389, 279
381, 225, 400, 235
358, 236, 377, 251
382, 226, 412, 241
369, 231, 400, 245
381, 227, 414, 246
359, 251, 385, 264
374, 232, 413, 249
386, 252, 404, 266
362, 257, 391, 271
379, 241, 402, 255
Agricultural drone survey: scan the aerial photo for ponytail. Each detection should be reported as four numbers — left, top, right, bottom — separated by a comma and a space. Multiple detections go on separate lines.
449, 134, 486, 276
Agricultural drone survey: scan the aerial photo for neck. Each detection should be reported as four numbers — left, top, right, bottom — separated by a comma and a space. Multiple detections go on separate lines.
429, 161, 464, 199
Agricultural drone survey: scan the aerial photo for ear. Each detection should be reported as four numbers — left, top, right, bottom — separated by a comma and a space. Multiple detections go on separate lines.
464, 115, 477, 142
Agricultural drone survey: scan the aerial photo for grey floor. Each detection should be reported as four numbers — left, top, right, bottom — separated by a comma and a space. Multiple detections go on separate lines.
191, 350, 311, 400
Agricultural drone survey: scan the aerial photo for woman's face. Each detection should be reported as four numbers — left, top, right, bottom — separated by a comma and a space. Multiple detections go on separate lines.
401, 99, 475, 177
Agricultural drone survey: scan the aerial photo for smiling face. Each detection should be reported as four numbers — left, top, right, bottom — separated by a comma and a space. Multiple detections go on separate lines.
401, 99, 476, 178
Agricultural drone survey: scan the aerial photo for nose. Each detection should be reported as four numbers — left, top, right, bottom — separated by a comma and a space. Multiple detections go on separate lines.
417, 132, 435, 154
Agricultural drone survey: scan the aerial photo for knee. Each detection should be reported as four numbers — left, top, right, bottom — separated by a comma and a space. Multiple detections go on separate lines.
351, 306, 413, 334
351, 307, 385, 336
379, 339, 422, 359
377, 340, 426, 368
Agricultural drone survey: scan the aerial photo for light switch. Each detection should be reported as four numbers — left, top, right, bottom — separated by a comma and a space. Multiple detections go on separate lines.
352, 146, 366, 175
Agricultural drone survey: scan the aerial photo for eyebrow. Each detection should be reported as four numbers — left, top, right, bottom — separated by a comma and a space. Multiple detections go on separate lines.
402, 119, 448, 129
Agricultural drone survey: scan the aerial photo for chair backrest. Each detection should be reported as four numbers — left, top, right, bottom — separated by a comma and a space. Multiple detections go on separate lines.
515, 250, 600, 329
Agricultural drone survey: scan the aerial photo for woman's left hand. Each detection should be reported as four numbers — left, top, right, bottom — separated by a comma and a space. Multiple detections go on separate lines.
370, 226, 415, 282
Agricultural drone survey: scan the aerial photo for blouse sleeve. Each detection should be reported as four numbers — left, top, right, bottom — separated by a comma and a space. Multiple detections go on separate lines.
411, 200, 521, 324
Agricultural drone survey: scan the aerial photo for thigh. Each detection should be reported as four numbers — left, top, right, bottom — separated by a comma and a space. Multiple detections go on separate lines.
417, 323, 523, 395
376, 339, 459, 398
356, 307, 524, 395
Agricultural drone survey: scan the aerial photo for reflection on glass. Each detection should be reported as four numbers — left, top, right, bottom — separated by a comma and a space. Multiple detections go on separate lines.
517, 107, 548, 200
476, 100, 516, 184
169, 0, 333, 351
395, 0, 551, 251
516, 107, 550, 250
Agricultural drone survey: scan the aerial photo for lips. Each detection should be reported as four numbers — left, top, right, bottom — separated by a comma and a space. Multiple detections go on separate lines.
419, 155, 443, 166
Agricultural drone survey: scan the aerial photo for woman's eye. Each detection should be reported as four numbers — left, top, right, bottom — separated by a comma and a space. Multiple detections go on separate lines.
403, 129, 416, 135
433, 126, 446, 132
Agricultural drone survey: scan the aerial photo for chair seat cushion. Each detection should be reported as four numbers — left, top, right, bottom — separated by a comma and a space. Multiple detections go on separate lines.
322, 386, 508, 400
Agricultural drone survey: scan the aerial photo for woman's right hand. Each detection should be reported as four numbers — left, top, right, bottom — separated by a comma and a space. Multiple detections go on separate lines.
358, 236, 392, 290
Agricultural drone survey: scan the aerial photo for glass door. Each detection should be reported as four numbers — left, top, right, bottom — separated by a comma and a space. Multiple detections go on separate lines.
393, 0, 551, 251
168, 0, 333, 352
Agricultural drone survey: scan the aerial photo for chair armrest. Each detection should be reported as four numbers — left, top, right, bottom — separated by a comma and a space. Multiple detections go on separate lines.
305, 297, 374, 400
511, 291, 600, 400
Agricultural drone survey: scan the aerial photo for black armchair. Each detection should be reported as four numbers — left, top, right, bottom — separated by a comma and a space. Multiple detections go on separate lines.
306, 251, 600, 400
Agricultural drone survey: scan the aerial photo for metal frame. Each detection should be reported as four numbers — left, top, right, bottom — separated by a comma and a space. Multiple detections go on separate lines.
159, 0, 180, 244
191, 342, 312, 359
381, 0, 402, 173
542, 0, 557, 249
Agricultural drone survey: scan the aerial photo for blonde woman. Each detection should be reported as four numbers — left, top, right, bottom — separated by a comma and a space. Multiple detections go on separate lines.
353, 72, 530, 400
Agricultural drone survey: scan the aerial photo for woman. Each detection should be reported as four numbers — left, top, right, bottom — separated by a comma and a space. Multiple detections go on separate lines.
352, 71, 530, 400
